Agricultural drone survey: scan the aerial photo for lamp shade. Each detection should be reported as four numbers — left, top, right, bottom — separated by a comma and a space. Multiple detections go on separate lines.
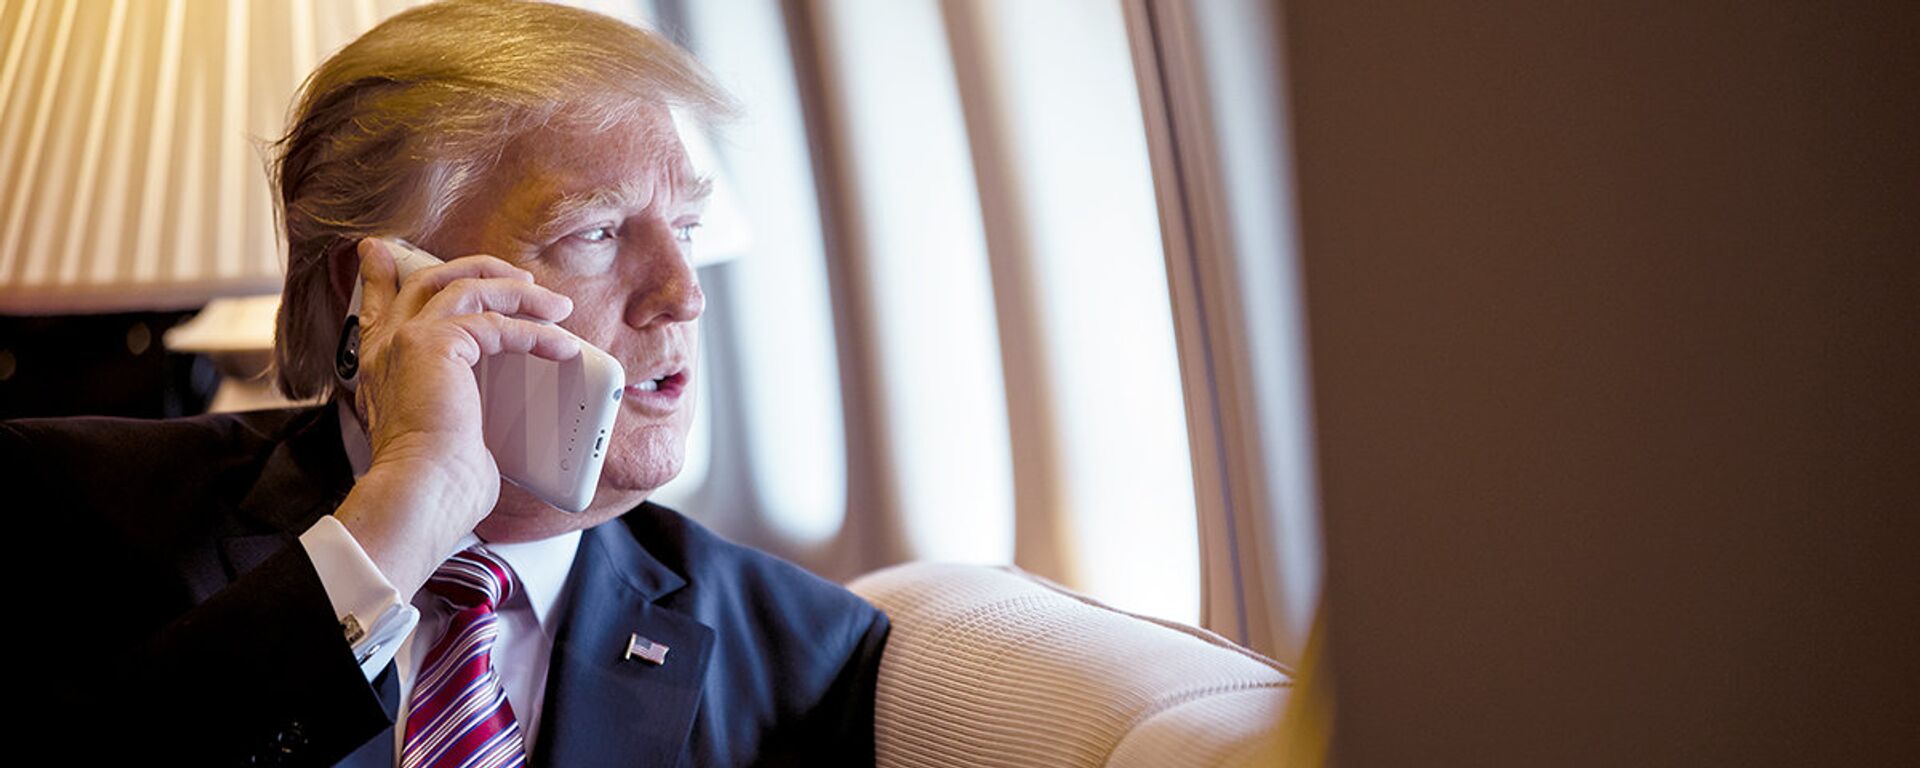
0, 0, 440, 313
0, 0, 745, 315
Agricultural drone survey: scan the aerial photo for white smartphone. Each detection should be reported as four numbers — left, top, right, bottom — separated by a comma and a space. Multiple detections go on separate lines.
340, 238, 625, 512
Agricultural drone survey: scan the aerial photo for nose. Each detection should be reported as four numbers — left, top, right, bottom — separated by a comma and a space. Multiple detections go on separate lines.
621, 222, 706, 330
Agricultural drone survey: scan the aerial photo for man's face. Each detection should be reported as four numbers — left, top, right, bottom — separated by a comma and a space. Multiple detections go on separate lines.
424, 108, 707, 525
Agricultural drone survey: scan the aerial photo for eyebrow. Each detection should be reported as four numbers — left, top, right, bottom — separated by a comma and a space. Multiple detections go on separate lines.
528, 170, 714, 244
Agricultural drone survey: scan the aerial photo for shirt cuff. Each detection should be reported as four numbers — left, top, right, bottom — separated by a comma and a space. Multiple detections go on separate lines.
299, 515, 419, 681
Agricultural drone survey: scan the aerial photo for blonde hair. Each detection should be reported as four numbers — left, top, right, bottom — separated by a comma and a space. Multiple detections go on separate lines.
270, 0, 736, 400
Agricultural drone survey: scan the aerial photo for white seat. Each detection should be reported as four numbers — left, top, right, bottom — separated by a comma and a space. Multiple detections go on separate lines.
850, 562, 1290, 768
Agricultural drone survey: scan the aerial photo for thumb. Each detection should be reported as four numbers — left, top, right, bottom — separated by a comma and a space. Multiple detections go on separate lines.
356, 237, 398, 323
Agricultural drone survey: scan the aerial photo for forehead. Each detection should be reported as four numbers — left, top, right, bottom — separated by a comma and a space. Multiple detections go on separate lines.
493, 110, 692, 200
428, 108, 702, 253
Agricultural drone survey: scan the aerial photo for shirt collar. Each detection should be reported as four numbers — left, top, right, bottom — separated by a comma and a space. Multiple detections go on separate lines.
482, 531, 583, 630
428, 530, 582, 631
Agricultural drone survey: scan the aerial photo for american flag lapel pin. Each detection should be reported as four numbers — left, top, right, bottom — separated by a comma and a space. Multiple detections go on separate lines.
625, 633, 670, 665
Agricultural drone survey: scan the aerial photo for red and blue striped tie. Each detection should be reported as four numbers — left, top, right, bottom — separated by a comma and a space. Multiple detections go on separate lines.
403, 547, 528, 768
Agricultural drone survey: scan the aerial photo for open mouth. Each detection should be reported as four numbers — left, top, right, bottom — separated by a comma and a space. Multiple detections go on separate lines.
627, 370, 688, 399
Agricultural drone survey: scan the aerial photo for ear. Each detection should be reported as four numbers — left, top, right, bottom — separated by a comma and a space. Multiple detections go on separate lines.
326, 239, 362, 318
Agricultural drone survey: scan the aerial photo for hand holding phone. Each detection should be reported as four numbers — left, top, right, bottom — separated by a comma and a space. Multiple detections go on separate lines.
341, 238, 625, 512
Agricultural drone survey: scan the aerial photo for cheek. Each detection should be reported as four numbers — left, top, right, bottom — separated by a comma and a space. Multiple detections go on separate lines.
544, 282, 624, 345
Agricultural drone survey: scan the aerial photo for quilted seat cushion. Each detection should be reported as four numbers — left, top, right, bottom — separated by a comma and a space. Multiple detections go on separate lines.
849, 562, 1289, 768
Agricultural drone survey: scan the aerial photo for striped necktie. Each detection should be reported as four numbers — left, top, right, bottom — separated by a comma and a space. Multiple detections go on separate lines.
402, 546, 528, 768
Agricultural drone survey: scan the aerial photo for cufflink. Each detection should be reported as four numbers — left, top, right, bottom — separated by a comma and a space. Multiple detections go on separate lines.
625, 633, 669, 665
340, 613, 366, 644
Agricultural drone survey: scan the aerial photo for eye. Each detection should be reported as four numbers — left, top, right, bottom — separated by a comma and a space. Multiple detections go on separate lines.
674, 222, 701, 244
574, 225, 618, 244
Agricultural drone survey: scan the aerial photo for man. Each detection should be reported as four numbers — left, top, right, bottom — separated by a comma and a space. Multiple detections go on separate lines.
6, 2, 887, 765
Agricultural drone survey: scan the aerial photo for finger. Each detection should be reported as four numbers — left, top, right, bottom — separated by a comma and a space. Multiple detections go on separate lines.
415, 277, 575, 324
391, 254, 536, 319
441, 313, 585, 365
356, 238, 398, 323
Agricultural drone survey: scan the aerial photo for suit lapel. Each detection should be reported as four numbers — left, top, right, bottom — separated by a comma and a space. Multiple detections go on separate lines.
536, 518, 714, 768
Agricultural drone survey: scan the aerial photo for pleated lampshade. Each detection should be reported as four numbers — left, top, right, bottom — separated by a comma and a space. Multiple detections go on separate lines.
0, 0, 439, 313
0, 0, 746, 316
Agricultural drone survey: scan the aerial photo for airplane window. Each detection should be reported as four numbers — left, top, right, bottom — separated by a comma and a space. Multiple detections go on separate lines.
948, 0, 1199, 623
665, 5, 853, 544
678, 0, 1018, 564
805, 0, 1018, 564
680, 0, 1198, 622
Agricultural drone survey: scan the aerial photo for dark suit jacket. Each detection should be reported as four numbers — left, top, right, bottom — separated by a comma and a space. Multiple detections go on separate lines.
4, 405, 887, 767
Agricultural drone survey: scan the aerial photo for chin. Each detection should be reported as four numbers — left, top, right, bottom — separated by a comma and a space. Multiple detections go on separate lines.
598, 421, 685, 495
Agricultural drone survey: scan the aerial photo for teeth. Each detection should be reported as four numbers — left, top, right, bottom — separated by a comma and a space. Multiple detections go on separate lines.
636, 379, 660, 392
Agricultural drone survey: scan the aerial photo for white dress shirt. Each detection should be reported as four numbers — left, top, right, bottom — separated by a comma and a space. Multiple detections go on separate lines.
298, 400, 584, 763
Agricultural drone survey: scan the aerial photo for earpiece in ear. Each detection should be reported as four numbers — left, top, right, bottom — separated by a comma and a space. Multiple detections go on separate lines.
335, 315, 361, 383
